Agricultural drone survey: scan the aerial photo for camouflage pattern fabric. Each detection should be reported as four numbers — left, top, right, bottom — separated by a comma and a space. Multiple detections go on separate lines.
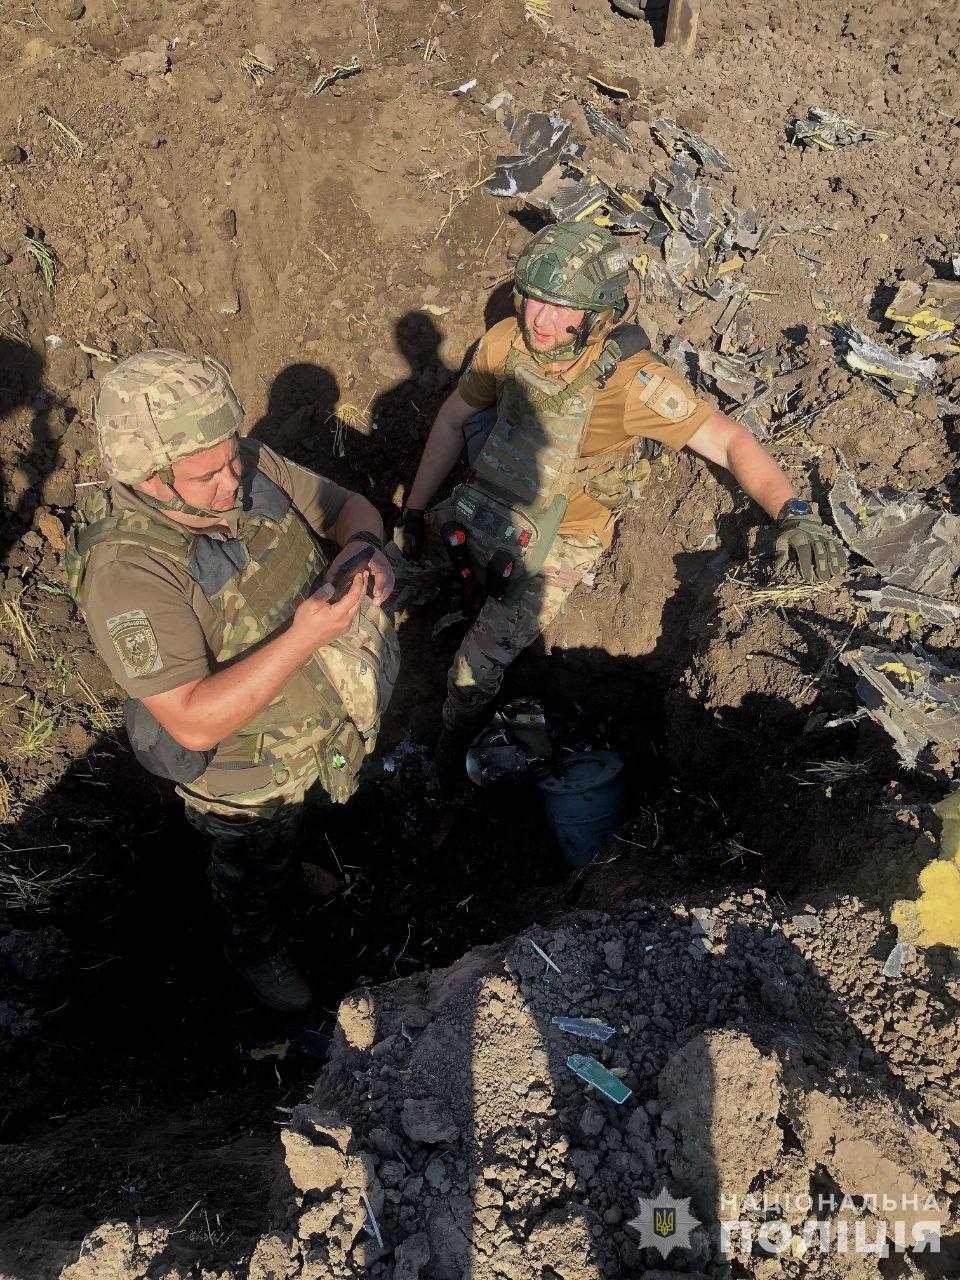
471, 343, 601, 510
182, 772, 308, 960
443, 531, 602, 725
397, 498, 602, 728
68, 430, 398, 958
95, 348, 244, 484
513, 221, 632, 364
514, 222, 631, 314
67, 473, 399, 806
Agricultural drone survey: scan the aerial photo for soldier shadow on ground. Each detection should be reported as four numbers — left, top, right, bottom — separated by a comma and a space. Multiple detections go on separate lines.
0, 337, 50, 564
247, 312, 460, 529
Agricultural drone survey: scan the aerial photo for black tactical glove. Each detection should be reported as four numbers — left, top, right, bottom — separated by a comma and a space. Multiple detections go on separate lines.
398, 506, 426, 563
773, 504, 847, 582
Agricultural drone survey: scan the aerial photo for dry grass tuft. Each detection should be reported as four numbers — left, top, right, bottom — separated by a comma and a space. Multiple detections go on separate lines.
24, 236, 57, 291
524, 0, 551, 31
75, 672, 121, 733
732, 579, 826, 610
800, 758, 871, 786
328, 391, 377, 456
0, 857, 84, 911
40, 109, 84, 160
239, 50, 274, 86
0, 291, 28, 345
1, 596, 39, 662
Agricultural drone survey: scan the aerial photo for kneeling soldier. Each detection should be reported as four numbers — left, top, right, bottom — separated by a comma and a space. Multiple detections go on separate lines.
67, 350, 399, 1011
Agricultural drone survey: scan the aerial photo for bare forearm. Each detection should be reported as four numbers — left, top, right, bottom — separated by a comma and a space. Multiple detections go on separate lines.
408, 390, 477, 509
688, 413, 794, 520
146, 626, 317, 752
408, 418, 464, 509
726, 433, 794, 519
332, 493, 385, 547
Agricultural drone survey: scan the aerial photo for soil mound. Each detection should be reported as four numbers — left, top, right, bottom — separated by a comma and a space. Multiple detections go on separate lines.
259, 890, 959, 1278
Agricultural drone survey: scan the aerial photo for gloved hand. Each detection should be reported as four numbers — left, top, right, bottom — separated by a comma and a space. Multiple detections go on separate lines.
773, 510, 847, 582
397, 507, 426, 563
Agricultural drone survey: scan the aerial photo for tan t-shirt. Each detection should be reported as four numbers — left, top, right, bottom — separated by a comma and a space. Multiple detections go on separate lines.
457, 318, 715, 545
81, 438, 352, 699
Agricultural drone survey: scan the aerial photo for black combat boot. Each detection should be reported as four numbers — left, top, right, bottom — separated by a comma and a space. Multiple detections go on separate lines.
234, 946, 313, 1013
200, 806, 313, 1012
434, 700, 494, 798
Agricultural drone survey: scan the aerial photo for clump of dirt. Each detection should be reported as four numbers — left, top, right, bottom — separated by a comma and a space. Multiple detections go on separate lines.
254, 889, 959, 1278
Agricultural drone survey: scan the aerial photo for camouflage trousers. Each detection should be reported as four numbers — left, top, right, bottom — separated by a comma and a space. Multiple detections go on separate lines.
409, 497, 604, 730
178, 742, 323, 961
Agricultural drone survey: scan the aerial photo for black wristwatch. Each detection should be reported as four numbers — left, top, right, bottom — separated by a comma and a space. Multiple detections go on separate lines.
777, 498, 813, 524
344, 530, 384, 552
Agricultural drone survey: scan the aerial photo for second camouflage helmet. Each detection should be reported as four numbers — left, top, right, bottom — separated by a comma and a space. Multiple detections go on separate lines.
95, 348, 244, 484
514, 221, 631, 314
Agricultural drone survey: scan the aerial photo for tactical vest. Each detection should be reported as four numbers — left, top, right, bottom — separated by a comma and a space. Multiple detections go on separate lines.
453, 325, 650, 591
65, 470, 399, 803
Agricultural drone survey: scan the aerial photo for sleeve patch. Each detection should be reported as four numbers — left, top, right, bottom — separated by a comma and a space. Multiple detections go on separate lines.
106, 609, 163, 679
634, 370, 697, 423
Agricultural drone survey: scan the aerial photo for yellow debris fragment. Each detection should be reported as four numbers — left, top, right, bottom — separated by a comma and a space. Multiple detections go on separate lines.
716, 254, 744, 276
883, 305, 956, 341
875, 661, 923, 685
890, 792, 960, 948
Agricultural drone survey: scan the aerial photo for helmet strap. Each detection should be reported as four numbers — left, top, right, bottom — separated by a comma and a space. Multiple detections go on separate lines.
137, 465, 245, 535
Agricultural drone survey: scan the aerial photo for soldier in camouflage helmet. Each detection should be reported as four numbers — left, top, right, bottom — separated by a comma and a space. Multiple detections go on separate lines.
398, 221, 846, 789
67, 350, 400, 1012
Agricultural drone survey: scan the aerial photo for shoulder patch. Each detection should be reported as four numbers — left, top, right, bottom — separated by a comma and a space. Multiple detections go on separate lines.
106, 609, 163, 679
632, 369, 697, 423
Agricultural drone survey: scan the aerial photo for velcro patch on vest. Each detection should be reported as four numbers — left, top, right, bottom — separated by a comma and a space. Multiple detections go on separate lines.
634, 370, 697, 422
106, 609, 163, 679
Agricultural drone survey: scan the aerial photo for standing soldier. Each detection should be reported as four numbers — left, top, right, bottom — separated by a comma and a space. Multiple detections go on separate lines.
66, 351, 399, 1011
398, 222, 845, 783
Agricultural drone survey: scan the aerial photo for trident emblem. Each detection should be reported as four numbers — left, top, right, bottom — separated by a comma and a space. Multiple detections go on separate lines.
654, 1206, 676, 1238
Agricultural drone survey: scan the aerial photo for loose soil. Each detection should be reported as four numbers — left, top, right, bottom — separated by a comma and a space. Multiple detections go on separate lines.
0, 0, 957, 1276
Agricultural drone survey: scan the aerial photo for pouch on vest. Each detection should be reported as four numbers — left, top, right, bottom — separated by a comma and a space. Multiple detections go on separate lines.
315, 720, 368, 804
452, 482, 568, 601
462, 407, 497, 467
452, 325, 651, 596
124, 699, 214, 784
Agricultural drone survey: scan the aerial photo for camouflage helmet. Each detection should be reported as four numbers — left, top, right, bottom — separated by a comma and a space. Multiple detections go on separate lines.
514, 221, 631, 314
95, 349, 244, 484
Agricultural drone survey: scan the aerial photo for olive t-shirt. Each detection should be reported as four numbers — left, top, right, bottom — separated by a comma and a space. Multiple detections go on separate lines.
457, 318, 715, 545
80, 438, 352, 699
